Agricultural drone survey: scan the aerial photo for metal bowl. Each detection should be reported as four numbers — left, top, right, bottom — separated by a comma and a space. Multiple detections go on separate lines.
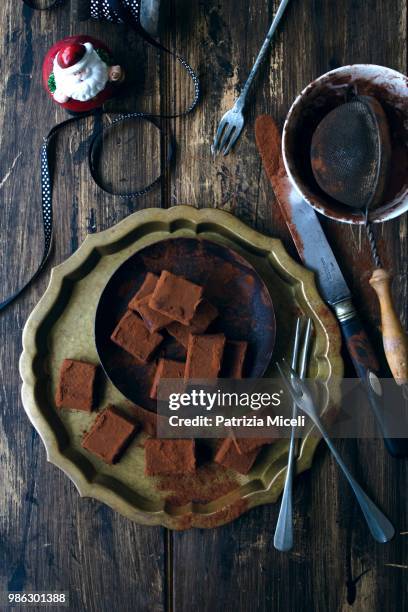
95, 237, 276, 408
282, 64, 408, 224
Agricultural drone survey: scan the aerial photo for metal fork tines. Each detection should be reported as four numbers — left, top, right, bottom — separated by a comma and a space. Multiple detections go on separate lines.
212, 0, 292, 156
273, 317, 313, 552
212, 103, 245, 157
277, 362, 395, 544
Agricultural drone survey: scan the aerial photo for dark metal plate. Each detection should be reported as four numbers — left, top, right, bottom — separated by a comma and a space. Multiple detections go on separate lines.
95, 237, 276, 408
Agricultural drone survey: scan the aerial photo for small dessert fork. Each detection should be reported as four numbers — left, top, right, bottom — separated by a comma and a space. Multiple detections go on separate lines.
277, 362, 395, 544
212, 0, 292, 156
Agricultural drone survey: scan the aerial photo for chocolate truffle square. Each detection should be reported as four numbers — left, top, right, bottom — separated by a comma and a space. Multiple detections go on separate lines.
222, 340, 248, 379
214, 438, 259, 475
82, 405, 138, 464
185, 333, 226, 380
150, 358, 186, 400
129, 403, 161, 437
166, 300, 218, 348
111, 310, 163, 363
145, 439, 196, 476
128, 272, 159, 310
149, 271, 204, 325
136, 295, 173, 333
55, 359, 97, 412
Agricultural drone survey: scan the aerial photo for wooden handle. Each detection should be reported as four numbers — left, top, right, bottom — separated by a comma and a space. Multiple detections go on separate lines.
340, 311, 408, 456
369, 268, 408, 385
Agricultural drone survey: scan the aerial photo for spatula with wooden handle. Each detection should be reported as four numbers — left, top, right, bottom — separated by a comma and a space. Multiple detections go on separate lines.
311, 94, 408, 386
369, 269, 408, 385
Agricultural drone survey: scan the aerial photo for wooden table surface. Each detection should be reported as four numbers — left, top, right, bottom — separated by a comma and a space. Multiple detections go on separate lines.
0, 1, 407, 610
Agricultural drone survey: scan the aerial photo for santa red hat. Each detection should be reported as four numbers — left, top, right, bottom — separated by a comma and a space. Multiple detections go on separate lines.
54, 42, 93, 74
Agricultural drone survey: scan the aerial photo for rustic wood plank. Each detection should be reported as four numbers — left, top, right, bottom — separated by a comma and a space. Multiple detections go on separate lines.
169, 1, 408, 611
0, 0, 407, 611
0, 2, 166, 610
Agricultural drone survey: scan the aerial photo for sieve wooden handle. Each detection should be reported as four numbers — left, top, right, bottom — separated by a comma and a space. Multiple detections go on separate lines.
369, 268, 408, 385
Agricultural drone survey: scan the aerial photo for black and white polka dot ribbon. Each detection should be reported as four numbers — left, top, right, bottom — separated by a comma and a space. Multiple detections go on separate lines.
3, 1, 200, 311
88, 0, 201, 117
1, 108, 173, 311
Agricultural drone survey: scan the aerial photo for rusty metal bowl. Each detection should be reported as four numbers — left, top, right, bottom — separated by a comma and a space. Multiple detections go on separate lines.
95, 237, 276, 408
282, 64, 408, 224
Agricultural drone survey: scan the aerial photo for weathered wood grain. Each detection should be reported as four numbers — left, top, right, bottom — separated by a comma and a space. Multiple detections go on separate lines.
0, 2, 166, 611
0, 0, 407, 611
168, 1, 408, 611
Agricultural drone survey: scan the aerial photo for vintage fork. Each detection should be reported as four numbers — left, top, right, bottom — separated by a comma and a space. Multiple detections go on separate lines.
274, 317, 313, 552
211, 0, 292, 156
277, 362, 395, 544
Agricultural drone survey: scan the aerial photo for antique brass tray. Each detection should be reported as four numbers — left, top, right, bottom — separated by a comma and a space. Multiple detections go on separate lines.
19, 206, 343, 529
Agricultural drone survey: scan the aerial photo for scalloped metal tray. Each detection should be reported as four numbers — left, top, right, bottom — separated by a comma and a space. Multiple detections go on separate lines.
19, 206, 343, 529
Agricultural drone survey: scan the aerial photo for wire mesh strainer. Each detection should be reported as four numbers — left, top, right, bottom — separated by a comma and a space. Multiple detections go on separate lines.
310, 93, 408, 386
311, 94, 391, 267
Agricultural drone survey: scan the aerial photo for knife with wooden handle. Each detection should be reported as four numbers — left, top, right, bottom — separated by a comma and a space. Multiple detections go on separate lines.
255, 114, 408, 457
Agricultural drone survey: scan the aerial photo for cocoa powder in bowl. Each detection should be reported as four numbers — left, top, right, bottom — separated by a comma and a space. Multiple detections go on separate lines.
283, 64, 408, 224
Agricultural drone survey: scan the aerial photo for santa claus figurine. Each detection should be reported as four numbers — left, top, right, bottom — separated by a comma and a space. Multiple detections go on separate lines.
42, 36, 125, 113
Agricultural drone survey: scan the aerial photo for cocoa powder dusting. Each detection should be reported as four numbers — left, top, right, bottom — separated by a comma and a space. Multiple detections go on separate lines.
197, 498, 249, 528
171, 498, 249, 530
255, 116, 282, 178
157, 463, 238, 506
255, 115, 307, 258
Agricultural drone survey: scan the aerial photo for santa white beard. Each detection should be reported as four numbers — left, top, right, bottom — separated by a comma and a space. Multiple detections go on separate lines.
53, 49, 109, 102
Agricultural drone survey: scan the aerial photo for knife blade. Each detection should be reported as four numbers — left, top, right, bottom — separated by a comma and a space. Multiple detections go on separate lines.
255, 114, 408, 457
255, 115, 350, 306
